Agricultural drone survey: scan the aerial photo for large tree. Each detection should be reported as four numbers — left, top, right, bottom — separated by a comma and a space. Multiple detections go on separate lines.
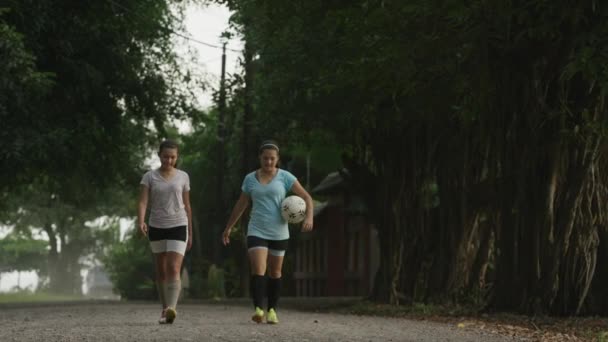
222, 0, 608, 315
1, 0, 202, 293
1, 0, 198, 191
3, 182, 125, 294
0, 12, 51, 192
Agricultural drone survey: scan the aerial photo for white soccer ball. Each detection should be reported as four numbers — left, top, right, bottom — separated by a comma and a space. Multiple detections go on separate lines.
281, 195, 307, 224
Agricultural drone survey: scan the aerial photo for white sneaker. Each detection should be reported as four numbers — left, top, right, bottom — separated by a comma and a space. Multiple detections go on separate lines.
158, 309, 168, 324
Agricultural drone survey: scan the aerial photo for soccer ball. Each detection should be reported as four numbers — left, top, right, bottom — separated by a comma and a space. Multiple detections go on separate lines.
281, 195, 306, 224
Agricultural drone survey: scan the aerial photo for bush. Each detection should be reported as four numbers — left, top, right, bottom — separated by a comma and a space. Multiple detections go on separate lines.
207, 264, 226, 299
103, 231, 156, 300
186, 258, 211, 299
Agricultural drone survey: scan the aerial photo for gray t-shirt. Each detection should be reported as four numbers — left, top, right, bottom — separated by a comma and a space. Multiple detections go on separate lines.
140, 169, 190, 228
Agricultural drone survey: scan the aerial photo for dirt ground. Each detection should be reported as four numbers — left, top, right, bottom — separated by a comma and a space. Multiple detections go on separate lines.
0, 301, 524, 341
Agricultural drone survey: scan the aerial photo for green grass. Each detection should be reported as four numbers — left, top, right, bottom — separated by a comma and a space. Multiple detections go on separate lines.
0, 291, 85, 303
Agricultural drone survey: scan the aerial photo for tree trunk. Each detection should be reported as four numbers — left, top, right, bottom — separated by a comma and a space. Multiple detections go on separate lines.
43, 223, 60, 293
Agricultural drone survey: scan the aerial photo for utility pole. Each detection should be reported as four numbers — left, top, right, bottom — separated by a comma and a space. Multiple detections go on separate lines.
215, 42, 227, 264
240, 41, 254, 295
306, 151, 311, 189
242, 41, 253, 178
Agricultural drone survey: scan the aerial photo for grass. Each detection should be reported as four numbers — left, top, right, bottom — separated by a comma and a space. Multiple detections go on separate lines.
597, 331, 608, 342
0, 291, 85, 303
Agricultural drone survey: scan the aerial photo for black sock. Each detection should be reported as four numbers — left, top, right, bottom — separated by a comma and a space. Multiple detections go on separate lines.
267, 277, 282, 311
251, 275, 266, 309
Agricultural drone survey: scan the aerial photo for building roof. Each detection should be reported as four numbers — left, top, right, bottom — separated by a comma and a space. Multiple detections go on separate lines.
311, 168, 373, 216
311, 169, 349, 195
313, 201, 329, 217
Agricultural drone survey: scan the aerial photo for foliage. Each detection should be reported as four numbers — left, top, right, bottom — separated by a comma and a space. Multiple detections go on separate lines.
222, 0, 608, 316
0, 0, 199, 192
206, 264, 226, 299
0, 0, 202, 296
3, 183, 125, 294
103, 230, 156, 300
0, 234, 48, 273
185, 257, 211, 298
0, 14, 52, 190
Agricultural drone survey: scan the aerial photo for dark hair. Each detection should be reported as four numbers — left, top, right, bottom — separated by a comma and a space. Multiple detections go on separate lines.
258, 140, 280, 155
159, 140, 179, 168
159, 139, 179, 153
258, 139, 280, 168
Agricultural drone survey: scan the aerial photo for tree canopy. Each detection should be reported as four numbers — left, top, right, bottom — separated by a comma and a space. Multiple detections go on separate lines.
1, 0, 198, 193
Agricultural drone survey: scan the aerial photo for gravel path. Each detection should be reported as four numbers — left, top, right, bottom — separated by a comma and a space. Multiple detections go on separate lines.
0, 302, 525, 341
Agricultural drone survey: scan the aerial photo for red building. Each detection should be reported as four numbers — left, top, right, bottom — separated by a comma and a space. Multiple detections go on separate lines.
293, 169, 379, 297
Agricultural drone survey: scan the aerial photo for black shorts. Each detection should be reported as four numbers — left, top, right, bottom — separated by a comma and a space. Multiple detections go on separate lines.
148, 226, 188, 242
148, 226, 188, 255
247, 236, 288, 256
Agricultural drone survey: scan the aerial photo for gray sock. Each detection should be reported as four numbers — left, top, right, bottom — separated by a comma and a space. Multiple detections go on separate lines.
165, 279, 181, 309
157, 281, 167, 308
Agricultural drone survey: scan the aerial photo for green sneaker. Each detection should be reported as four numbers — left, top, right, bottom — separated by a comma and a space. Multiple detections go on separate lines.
251, 307, 264, 323
165, 307, 177, 324
266, 308, 279, 324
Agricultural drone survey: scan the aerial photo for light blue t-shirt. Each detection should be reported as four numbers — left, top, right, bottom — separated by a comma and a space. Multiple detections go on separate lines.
241, 169, 297, 240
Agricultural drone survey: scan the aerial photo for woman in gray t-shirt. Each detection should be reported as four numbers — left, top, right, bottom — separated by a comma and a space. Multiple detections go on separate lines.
138, 140, 192, 324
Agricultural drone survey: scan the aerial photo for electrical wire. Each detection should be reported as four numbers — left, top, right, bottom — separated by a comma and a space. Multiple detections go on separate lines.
104, 0, 243, 53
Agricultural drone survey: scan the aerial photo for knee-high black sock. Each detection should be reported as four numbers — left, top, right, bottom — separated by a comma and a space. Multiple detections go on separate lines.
267, 277, 282, 311
251, 275, 266, 309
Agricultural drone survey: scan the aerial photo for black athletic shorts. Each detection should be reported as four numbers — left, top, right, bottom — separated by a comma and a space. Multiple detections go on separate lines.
148, 225, 188, 242
247, 236, 288, 256
148, 225, 188, 255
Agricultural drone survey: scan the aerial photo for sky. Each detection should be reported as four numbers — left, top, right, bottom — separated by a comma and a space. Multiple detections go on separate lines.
0, 2, 240, 293
178, 2, 243, 110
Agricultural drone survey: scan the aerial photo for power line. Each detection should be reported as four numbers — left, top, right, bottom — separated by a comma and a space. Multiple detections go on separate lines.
104, 0, 242, 53
171, 31, 242, 53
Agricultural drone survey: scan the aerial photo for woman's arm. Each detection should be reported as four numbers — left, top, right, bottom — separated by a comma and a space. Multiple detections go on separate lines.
138, 185, 149, 235
222, 192, 251, 245
183, 190, 193, 251
290, 180, 314, 232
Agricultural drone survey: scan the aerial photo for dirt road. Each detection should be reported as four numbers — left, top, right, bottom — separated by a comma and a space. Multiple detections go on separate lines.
0, 302, 523, 341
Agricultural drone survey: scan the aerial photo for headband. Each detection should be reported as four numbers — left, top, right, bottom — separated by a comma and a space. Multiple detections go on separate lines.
260, 143, 279, 152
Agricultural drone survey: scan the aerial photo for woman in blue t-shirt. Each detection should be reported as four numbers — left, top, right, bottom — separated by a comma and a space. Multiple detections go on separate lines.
222, 140, 314, 324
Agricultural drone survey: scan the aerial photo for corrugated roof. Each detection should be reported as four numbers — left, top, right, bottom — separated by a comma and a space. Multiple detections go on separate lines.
313, 201, 329, 217
311, 169, 348, 195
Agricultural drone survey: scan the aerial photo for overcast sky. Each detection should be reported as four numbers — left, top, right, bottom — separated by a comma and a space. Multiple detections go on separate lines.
180, 3, 243, 109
